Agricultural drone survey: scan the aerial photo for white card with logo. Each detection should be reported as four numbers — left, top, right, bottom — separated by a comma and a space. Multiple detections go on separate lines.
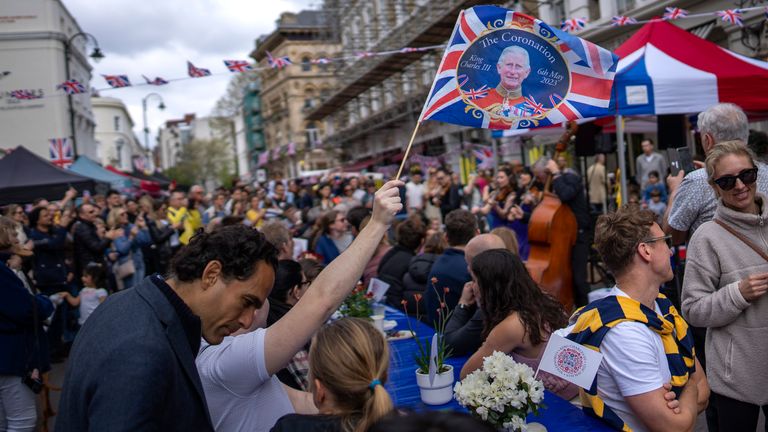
367, 277, 390, 303
538, 333, 603, 390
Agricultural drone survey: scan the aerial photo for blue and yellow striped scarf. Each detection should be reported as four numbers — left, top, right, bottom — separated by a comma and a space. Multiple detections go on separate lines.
565, 293, 696, 431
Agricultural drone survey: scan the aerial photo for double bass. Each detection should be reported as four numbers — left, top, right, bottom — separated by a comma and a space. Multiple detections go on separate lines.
525, 122, 578, 312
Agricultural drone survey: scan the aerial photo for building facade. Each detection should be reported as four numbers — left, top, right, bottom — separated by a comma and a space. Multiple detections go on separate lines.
0, 0, 98, 160
157, 114, 194, 171
251, 10, 340, 178
91, 96, 143, 172
242, 80, 266, 175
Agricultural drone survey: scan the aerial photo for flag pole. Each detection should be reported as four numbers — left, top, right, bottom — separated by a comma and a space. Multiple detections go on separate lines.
394, 121, 422, 180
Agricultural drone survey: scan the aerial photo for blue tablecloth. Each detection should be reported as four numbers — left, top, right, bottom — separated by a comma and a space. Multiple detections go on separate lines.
384, 307, 614, 432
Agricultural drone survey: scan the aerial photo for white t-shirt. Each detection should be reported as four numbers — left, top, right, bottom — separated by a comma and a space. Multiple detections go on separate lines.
78, 288, 107, 325
196, 328, 294, 432
405, 181, 425, 210
557, 287, 671, 432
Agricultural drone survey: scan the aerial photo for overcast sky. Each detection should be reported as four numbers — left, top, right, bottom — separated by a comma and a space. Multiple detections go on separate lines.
64, 0, 315, 149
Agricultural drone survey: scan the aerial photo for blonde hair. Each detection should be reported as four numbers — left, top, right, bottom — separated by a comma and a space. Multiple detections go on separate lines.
106, 207, 125, 229
490, 227, 519, 256
0, 216, 17, 250
309, 318, 393, 432
705, 140, 756, 187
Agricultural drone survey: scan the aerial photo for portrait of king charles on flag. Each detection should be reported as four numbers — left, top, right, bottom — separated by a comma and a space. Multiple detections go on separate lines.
420, 6, 617, 130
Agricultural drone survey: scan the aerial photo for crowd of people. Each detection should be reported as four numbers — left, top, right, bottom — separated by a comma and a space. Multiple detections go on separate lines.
1, 102, 767, 432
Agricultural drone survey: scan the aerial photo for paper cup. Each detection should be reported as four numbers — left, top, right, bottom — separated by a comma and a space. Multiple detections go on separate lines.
370, 314, 385, 333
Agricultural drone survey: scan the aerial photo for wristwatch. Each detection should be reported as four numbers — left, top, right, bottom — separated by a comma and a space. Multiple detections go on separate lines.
457, 303, 471, 310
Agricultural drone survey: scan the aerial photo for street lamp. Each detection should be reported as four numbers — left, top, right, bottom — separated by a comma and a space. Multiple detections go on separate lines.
63, 32, 104, 158
142, 93, 166, 151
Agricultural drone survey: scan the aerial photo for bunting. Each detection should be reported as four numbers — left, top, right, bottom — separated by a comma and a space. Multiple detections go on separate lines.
102, 74, 131, 88
561, 17, 587, 32
56, 79, 87, 95
266, 51, 292, 69
663, 7, 689, 20
143, 75, 169, 85
716, 9, 744, 27
187, 61, 211, 77
611, 16, 637, 26
224, 60, 255, 73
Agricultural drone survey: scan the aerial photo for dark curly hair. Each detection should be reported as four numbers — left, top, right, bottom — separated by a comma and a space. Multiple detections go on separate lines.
170, 224, 278, 282
471, 249, 567, 344
269, 260, 303, 303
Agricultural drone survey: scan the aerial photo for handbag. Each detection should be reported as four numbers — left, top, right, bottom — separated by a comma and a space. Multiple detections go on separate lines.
714, 219, 768, 262
114, 255, 136, 279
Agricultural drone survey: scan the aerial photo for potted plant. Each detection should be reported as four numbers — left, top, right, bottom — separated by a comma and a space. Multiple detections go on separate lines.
401, 277, 455, 405
454, 351, 546, 432
339, 281, 374, 318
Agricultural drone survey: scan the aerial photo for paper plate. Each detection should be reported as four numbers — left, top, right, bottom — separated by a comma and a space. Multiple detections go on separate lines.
387, 330, 414, 341
383, 320, 397, 331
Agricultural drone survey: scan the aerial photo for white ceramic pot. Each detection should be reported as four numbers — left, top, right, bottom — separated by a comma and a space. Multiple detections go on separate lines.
415, 365, 455, 405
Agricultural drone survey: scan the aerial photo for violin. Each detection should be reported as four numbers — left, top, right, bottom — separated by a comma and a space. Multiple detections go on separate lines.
525, 121, 579, 311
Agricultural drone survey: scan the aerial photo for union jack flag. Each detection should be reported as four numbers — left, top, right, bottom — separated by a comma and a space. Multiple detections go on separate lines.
102, 74, 131, 88
611, 16, 637, 26
187, 61, 211, 78
142, 75, 169, 86
310, 58, 331, 65
472, 145, 495, 169
355, 51, 376, 59
716, 9, 743, 27
133, 155, 146, 172
420, 6, 617, 131
524, 95, 546, 115
561, 17, 587, 33
464, 85, 489, 100
57, 79, 87, 95
663, 7, 688, 20
49, 138, 73, 168
224, 60, 254, 73
266, 51, 292, 69
9, 90, 41, 100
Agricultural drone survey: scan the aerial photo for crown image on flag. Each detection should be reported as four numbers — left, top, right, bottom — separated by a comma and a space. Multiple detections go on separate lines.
419, 6, 618, 131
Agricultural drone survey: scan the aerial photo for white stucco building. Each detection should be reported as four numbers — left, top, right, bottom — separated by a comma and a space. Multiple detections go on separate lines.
91, 96, 143, 172
157, 114, 240, 176
0, 0, 98, 160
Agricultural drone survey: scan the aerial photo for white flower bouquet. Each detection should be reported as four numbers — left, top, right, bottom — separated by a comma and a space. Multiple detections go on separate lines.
454, 351, 545, 432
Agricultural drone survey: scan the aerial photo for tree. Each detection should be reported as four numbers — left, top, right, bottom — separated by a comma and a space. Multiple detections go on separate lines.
213, 72, 258, 118
164, 138, 234, 187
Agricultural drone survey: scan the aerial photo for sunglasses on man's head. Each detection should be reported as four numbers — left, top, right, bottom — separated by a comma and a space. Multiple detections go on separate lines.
713, 167, 758, 191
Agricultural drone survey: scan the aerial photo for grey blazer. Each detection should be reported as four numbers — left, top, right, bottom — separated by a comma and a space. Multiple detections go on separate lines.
55, 277, 214, 431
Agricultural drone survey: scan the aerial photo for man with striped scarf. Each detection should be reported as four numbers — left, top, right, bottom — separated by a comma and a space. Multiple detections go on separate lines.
557, 207, 709, 431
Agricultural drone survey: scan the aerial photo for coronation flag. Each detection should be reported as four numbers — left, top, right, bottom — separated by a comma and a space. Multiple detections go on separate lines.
102, 74, 131, 88
538, 333, 603, 390
49, 138, 74, 168
419, 6, 618, 131
224, 60, 255, 73
187, 61, 212, 78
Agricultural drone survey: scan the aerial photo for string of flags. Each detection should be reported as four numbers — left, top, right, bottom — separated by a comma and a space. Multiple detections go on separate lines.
559, 4, 765, 32
6, 4, 767, 102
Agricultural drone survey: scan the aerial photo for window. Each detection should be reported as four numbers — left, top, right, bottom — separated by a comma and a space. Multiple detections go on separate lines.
301, 57, 311, 72
115, 138, 125, 166
306, 122, 320, 148
617, 0, 635, 14
114, 116, 121, 131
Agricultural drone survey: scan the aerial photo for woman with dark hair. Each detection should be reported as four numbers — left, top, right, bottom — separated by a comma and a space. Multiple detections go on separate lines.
461, 249, 578, 400
479, 168, 516, 230
268, 260, 313, 391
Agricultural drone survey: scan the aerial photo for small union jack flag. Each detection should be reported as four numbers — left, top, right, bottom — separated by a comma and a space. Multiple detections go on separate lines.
224, 60, 254, 73
9, 90, 41, 100
266, 51, 292, 69
355, 51, 375, 59
49, 138, 73, 168
663, 7, 688, 20
142, 75, 169, 86
464, 85, 490, 100
102, 74, 131, 88
187, 61, 211, 78
310, 58, 331, 65
400, 47, 421, 53
611, 15, 637, 26
561, 17, 587, 33
524, 95, 546, 115
57, 79, 87, 95
716, 9, 743, 27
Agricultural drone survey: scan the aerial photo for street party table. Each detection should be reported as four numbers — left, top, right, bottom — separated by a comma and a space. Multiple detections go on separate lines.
384, 307, 614, 431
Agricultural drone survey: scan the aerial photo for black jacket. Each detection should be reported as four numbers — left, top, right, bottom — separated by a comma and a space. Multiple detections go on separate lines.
28, 226, 69, 289
143, 216, 175, 276
55, 277, 214, 431
379, 245, 415, 309
400, 253, 438, 315
72, 220, 110, 276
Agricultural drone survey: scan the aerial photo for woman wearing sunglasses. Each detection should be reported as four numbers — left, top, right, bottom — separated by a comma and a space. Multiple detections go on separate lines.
682, 140, 768, 431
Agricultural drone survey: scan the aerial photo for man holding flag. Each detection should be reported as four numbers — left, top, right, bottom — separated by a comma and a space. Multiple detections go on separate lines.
549, 206, 708, 431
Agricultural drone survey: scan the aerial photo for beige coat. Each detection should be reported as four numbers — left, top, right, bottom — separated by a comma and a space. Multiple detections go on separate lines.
682, 194, 768, 405
587, 162, 607, 205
